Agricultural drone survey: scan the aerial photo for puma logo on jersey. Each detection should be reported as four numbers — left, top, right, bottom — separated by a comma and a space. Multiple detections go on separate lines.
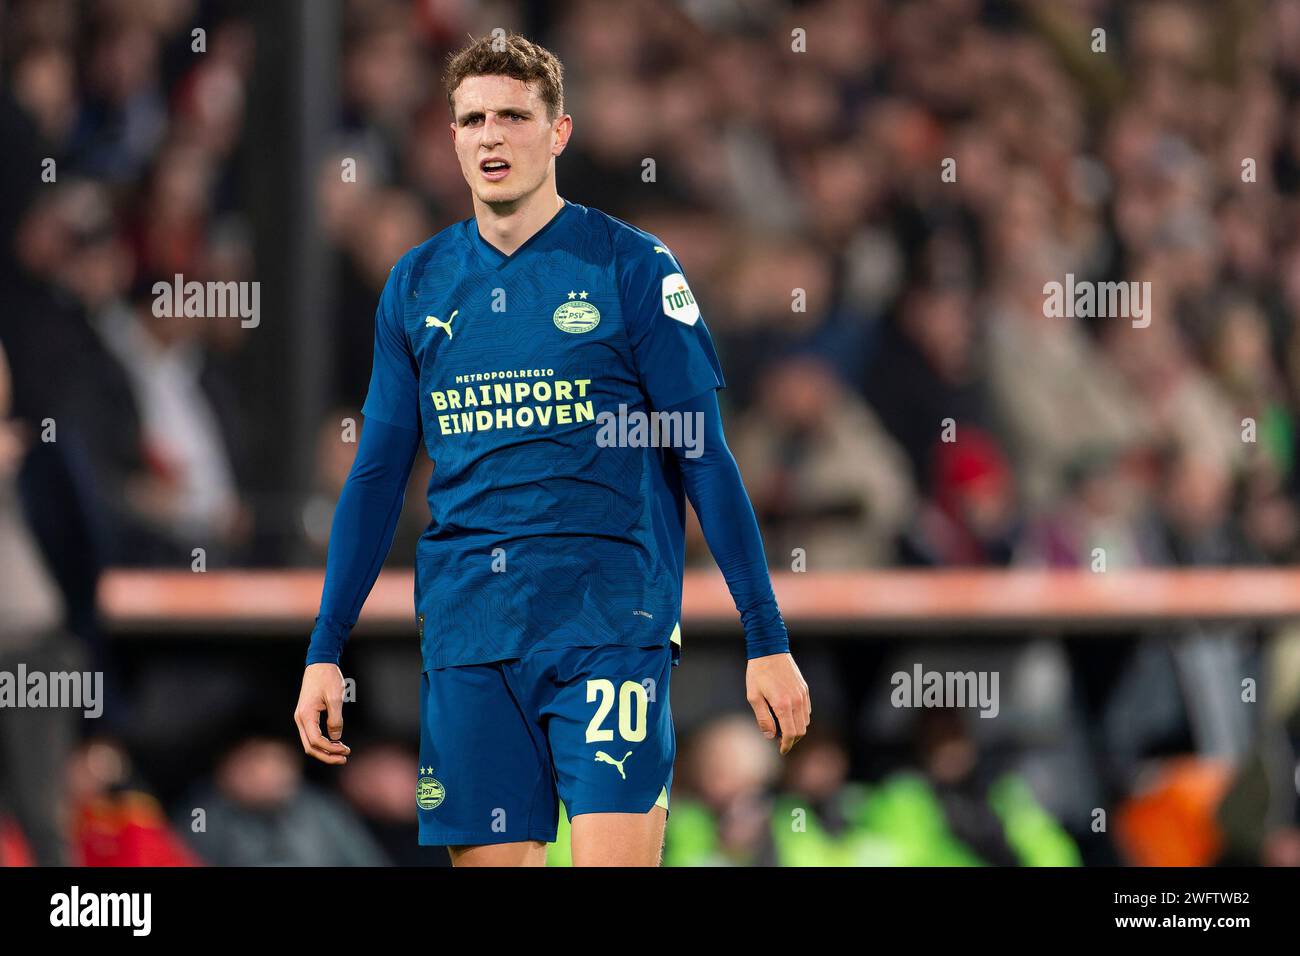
594, 750, 633, 780
426, 309, 458, 339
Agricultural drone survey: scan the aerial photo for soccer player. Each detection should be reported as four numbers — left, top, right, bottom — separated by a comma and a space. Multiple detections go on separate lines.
294, 33, 810, 867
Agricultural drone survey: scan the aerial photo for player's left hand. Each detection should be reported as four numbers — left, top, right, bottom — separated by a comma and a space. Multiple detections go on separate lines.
745, 652, 810, 755
294, 663, 352, 765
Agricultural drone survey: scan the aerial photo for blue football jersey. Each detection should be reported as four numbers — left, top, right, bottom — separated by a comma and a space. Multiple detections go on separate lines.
361, 198, 727, 669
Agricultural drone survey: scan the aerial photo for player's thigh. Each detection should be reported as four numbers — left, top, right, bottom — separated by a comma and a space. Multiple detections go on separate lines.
540, 643, 675, 842
447, 840, 548, 867
570, 805, 668, 867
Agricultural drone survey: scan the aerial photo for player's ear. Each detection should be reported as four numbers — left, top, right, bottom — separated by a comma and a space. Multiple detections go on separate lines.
552, 114, 573, 155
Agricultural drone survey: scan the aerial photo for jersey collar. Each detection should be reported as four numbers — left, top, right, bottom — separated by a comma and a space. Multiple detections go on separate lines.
467, 198, 574, 269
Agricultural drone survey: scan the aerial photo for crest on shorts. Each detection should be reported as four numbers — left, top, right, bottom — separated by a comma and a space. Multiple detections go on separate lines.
417, 769, 445, 810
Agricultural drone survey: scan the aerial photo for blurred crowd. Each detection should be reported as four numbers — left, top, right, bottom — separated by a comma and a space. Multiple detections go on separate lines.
0, 0, 256, 568
317, 0, 1300, 578
3, 0, 1300, 866
5, 0, 1300, 571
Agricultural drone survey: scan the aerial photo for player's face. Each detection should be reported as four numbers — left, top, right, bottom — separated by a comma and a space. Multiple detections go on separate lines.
449, 75, 567, 207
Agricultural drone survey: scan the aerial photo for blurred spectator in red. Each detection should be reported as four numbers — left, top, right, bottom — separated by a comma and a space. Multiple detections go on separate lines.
66, 738, 200, 867
901, 427, 1019, 566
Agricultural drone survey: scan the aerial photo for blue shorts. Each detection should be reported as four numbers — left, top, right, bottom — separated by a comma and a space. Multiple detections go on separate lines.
416, 642, 676, 846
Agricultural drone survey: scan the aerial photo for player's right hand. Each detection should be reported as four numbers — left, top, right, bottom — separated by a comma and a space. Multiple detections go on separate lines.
294, 663, 352, 765
745, 651, 811, 755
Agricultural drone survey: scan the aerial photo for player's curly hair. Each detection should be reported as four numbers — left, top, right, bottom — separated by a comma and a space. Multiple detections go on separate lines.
443, 32, 565, 124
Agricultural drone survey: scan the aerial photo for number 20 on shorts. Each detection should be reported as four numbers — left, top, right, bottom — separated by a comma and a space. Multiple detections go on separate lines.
585, 679, 648, 743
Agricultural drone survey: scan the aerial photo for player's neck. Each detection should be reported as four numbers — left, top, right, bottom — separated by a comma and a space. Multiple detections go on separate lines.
472, 188, 565, 258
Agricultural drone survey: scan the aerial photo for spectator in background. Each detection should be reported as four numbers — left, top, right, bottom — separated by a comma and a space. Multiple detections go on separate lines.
338, 739, 449, 867
0, 342, 88, 866
176, 735, 388, 867
863, 280, 994, 494
330, 188, 431, 408
1099, 293, 1244, 489
0, 184, 118, 606
984, 271, 1148, 519
70, 20, 167, 185
93, 286, 250, 565
8, 41, 78, 150
339, 6, 426, 172
769, 730, 899, 866
0, 182, 138, 435
1148, 445, 1254, 567
557, 71, 694, 216
126, 140, 215, 282
710, 235, 859, 408
662, 714, 780, 867
2, 181, 252, 566
301, 407, 429, 567
1024, 450, 1153, 570
859, 708, 1081, 867
1203, 296, 1300, 562
900, 427, 1020, 567
402, 101, 474, 217
65, 738, 199, 867
729, 354, 914, 569
1202, 298, 1292, 471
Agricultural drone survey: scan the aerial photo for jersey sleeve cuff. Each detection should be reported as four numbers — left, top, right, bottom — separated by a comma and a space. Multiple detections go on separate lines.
305, 616, 352, 666
745, 633, 791, 660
